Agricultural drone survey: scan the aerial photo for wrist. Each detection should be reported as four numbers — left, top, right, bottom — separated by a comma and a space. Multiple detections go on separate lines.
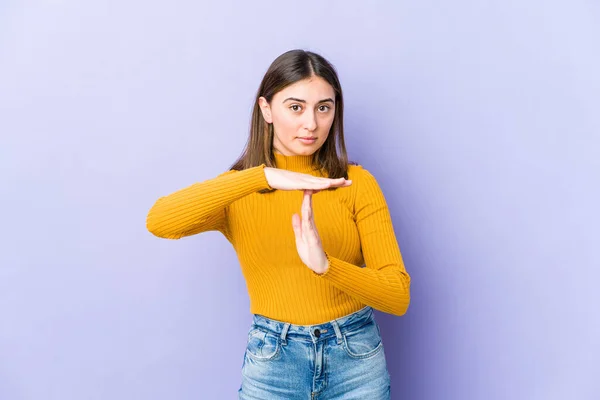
314, 254, 330, 275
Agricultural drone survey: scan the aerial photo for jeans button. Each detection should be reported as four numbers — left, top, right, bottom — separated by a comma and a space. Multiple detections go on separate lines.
314, 328, 321, 338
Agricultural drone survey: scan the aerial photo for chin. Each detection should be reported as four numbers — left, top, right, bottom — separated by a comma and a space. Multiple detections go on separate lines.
295, 148, 318, 156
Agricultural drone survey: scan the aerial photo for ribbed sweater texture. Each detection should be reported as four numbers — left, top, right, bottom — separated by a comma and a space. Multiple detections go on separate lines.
146, 152, 410, 324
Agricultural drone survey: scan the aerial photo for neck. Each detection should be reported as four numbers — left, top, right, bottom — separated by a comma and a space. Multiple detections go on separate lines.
273, 152, 316, 173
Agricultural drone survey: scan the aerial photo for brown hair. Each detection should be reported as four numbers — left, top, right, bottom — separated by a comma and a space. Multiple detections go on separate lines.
230, 49, 351, 179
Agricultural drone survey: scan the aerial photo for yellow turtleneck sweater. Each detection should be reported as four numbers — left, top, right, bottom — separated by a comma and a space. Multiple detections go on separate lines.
146, 153, 410, 324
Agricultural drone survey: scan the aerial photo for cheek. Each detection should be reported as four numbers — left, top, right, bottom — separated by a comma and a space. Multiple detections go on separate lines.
319, 114, 335, 131
273, 113, 299, 135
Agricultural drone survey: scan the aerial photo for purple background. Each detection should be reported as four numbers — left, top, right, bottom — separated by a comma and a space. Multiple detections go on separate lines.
1, 1, 598, 399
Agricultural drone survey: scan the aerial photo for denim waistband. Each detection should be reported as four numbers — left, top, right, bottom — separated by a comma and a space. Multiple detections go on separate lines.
251, 306, 374, 344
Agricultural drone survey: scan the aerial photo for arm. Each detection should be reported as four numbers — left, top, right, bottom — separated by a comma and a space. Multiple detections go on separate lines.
146, 165, 271, 239
316, 167, 411, 316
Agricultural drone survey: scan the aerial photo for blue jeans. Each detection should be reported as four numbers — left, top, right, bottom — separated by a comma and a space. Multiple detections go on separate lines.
238, 306, 391, 399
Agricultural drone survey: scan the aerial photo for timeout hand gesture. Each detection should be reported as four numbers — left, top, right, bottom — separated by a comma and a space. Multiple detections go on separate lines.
292, 190, 330, 275
264, 167, 352, 274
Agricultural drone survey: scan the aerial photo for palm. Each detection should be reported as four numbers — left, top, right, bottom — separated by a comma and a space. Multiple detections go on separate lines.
264, 167, 351, 191
292, 190, 328, 274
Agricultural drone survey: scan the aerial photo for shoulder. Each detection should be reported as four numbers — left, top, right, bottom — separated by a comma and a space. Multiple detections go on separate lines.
217, 163, 263, 178
347, 163, 379, 184
346, 163, 386, 202
217, 169, 239, 178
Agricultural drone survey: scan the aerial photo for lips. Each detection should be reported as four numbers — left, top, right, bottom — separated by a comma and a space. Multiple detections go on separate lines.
298, 137, 317, 145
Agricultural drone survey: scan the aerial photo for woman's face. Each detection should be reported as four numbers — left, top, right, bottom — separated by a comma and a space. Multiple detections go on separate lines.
259, 76, 336, 156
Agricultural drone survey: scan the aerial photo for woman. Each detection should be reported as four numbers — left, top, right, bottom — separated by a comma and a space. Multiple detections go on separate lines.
146, 49, 410, 399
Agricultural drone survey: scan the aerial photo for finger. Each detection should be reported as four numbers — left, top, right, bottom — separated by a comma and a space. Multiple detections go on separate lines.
292, 213, 302, 237
302, 190, 312, 235
299, 175, 350, 190
322, 177, 346, 183
303, 176, 341, 185
318, 177, 350, 188
310, 192, 319, 232
303, 190, 320, 243
308, 192, 318, 238
311, 180, 349, 191
302, 190, 312, 219
304, 178, 332, 190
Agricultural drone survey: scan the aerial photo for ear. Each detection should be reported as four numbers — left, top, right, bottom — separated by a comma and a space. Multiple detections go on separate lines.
258, 96, 273, 124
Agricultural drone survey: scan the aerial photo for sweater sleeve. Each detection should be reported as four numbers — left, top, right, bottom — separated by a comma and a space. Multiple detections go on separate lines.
316, 167, 411, 316
146, 165, 271, 240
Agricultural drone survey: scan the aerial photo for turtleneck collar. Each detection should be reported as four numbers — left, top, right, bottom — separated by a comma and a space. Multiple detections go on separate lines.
273, 152, 317, 173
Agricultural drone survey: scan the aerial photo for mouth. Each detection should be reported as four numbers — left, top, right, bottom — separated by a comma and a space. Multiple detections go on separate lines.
297, 137, 317, 144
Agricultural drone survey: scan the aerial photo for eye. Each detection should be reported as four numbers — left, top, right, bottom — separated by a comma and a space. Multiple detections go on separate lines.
289, 104, 302, 112
318, 105, 331, 112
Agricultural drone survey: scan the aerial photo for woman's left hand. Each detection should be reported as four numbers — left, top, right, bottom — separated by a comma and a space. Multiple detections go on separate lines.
292, 190, 330, 275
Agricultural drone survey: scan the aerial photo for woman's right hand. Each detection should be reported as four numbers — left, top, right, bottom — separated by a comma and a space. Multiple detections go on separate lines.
264, 167, 352, 191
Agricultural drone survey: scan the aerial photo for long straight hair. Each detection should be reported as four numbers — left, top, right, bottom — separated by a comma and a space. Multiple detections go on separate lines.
230, 49, 351, 179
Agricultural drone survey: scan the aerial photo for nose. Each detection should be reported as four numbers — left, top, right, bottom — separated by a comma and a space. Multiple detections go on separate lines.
303, 110, 317, 132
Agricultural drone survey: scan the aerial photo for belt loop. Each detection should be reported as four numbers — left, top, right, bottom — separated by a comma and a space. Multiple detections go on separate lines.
330, 320, 343, 345
280, 323, 290, 346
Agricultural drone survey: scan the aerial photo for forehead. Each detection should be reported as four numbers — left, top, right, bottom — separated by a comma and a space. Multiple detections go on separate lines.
274, 76, 335, 102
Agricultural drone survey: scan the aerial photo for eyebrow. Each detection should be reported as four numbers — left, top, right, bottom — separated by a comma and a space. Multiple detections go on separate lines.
282, 97, 335, 104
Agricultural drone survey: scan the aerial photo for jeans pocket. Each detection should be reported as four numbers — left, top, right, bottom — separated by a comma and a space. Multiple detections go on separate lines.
342, 319, 383, 359
245, 326, 281, 361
